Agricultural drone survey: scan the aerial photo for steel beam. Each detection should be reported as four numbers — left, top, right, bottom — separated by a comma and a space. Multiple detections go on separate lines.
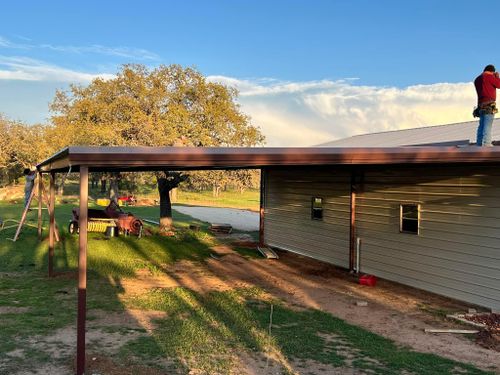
259, 168, 266, 247
76, 166, 88, 375
48, 172, 55, 277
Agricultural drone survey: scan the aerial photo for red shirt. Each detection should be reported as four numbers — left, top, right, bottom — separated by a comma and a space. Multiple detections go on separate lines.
474, 72, 500, 104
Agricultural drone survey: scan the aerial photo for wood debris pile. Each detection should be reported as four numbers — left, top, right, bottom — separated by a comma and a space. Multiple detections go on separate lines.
464, 313, 500, 333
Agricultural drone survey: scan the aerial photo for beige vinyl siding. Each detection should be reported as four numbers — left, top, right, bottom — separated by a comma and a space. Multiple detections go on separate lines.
264, 168, 351, 268
356, 166, 500, 310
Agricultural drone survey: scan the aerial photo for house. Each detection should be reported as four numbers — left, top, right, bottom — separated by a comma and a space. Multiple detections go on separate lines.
37, 145, 500, 373
263, 122, 500, 311
317, 119, 500, 147
38, 145, 500, 313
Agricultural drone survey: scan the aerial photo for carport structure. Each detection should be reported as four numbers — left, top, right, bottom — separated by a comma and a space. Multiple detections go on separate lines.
36, 145, 500, 375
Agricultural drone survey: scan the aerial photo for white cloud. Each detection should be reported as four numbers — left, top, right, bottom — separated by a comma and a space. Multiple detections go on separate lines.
0, 35, 159, 60
0, 56, 114, 83
209, 76, 476, 146
39, 44, 159, 60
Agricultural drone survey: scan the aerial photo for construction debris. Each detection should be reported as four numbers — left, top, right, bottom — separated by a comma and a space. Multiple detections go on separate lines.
189, 224, 200, 231
209, 223, 233, 234
464, 313, 500, 333
257, 246, 279, 259
424, 328, 479, 334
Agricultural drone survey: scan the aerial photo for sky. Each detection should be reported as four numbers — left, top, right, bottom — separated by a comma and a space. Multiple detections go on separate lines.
0, 0, 496, 146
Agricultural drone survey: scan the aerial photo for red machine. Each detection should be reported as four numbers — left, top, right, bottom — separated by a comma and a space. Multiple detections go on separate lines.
69, 201, 143, 236
118, 195, 136, 206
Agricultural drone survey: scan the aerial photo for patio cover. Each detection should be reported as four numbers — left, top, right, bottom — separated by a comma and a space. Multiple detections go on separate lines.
35, 145, 500, 375
37, 145, 500, 173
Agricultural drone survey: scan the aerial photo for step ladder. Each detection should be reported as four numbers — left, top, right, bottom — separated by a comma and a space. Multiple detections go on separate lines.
8, 177, 60, 242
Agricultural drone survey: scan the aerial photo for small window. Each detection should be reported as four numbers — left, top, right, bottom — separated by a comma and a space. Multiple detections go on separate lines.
400, 204, 420, 234
311, 197, 323, 220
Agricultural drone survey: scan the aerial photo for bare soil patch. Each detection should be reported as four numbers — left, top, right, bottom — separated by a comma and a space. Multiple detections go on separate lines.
0, 306, 29, 314
12, 242, 496, 374
80, 354, 176, 375
89, 308, 167, 332
101, 244, 500, 372
203, 247, 500, 372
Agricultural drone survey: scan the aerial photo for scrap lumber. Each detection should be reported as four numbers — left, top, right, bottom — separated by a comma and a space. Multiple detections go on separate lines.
257, 246, 279, 259
209, 223, 233, 234
446, 314, 488, 328
142, 219, 160, 225
424, 328, 479, 334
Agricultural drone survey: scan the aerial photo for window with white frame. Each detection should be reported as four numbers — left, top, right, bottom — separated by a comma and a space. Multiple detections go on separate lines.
400, 204, 420, 234
311, 197, 323, 220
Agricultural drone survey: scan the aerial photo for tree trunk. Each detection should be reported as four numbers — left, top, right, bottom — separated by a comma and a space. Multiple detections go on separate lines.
170, 187, 177, 202
158, 178, 173, 233
109, 174, 119, 203
100, 178, 107, 194
156, 172, 186, 233
57, 173, 67, 196
212, 185, 221, 197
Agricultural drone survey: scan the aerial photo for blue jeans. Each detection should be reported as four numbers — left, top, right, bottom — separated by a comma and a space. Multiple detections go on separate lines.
476, 113, 494, 146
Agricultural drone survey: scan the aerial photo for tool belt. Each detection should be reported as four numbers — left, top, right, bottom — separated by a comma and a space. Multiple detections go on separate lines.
473, 102, 498, 117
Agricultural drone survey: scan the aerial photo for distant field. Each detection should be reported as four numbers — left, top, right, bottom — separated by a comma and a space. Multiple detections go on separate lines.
0, 182, 260, 211
175, 189, 260, 211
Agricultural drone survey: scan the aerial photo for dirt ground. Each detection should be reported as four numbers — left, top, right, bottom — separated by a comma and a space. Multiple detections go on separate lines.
113, 237, 500, 373
10, 238, 500, 374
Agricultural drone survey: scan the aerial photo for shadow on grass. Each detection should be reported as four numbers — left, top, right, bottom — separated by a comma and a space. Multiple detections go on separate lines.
0, 202, 494, 375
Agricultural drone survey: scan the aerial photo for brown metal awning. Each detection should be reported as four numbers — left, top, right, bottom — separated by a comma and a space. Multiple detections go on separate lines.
37, 145, 500, 172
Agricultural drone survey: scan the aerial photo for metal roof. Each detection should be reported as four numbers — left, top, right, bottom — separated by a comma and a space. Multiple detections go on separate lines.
37, 145, 500, 173
318, 119, 500, 147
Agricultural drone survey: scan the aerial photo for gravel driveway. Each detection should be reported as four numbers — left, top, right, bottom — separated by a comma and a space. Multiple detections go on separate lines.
173, 205, 259, 231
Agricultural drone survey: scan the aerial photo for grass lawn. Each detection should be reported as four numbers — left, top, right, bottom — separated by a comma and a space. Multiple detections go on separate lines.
0, 202, 494, 374
55, 179, 261, 211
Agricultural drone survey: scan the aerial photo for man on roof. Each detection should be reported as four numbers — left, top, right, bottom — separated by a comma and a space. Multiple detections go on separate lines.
474, 64, 500, 146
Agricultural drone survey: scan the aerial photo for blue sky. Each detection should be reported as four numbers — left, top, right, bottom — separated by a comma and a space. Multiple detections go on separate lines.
0, 1, 496, 145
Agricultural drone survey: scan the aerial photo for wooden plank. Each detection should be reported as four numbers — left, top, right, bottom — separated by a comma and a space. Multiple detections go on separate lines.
424, 329, 478, 334
11, 188, 35, 241
209, 223, 233, 234
257, 246, 278, 259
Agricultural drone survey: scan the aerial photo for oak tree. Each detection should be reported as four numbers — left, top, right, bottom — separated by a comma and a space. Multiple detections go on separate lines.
49, 64, 264, 230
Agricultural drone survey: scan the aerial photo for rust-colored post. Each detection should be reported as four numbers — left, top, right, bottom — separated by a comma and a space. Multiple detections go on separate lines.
259, 168, 266, 247
349, 171, 357, 271
77, 166, 88, 375
48, 171, 55, 277
37, 172, 43, 240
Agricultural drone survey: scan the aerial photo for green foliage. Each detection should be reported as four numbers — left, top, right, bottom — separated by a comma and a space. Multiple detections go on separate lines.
0, 115, 54, 186
49, 64, 264, 149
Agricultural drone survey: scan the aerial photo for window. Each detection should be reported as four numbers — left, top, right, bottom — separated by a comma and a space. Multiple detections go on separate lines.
311, 197, 323, 220
400, 204, 420, 234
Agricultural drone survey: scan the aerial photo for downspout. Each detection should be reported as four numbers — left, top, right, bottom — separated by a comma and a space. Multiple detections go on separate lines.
349, 171, 356, 271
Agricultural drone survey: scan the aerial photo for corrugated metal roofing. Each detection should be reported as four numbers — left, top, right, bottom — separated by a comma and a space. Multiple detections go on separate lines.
318, 119, 500, 147
37, 145, 500, 173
